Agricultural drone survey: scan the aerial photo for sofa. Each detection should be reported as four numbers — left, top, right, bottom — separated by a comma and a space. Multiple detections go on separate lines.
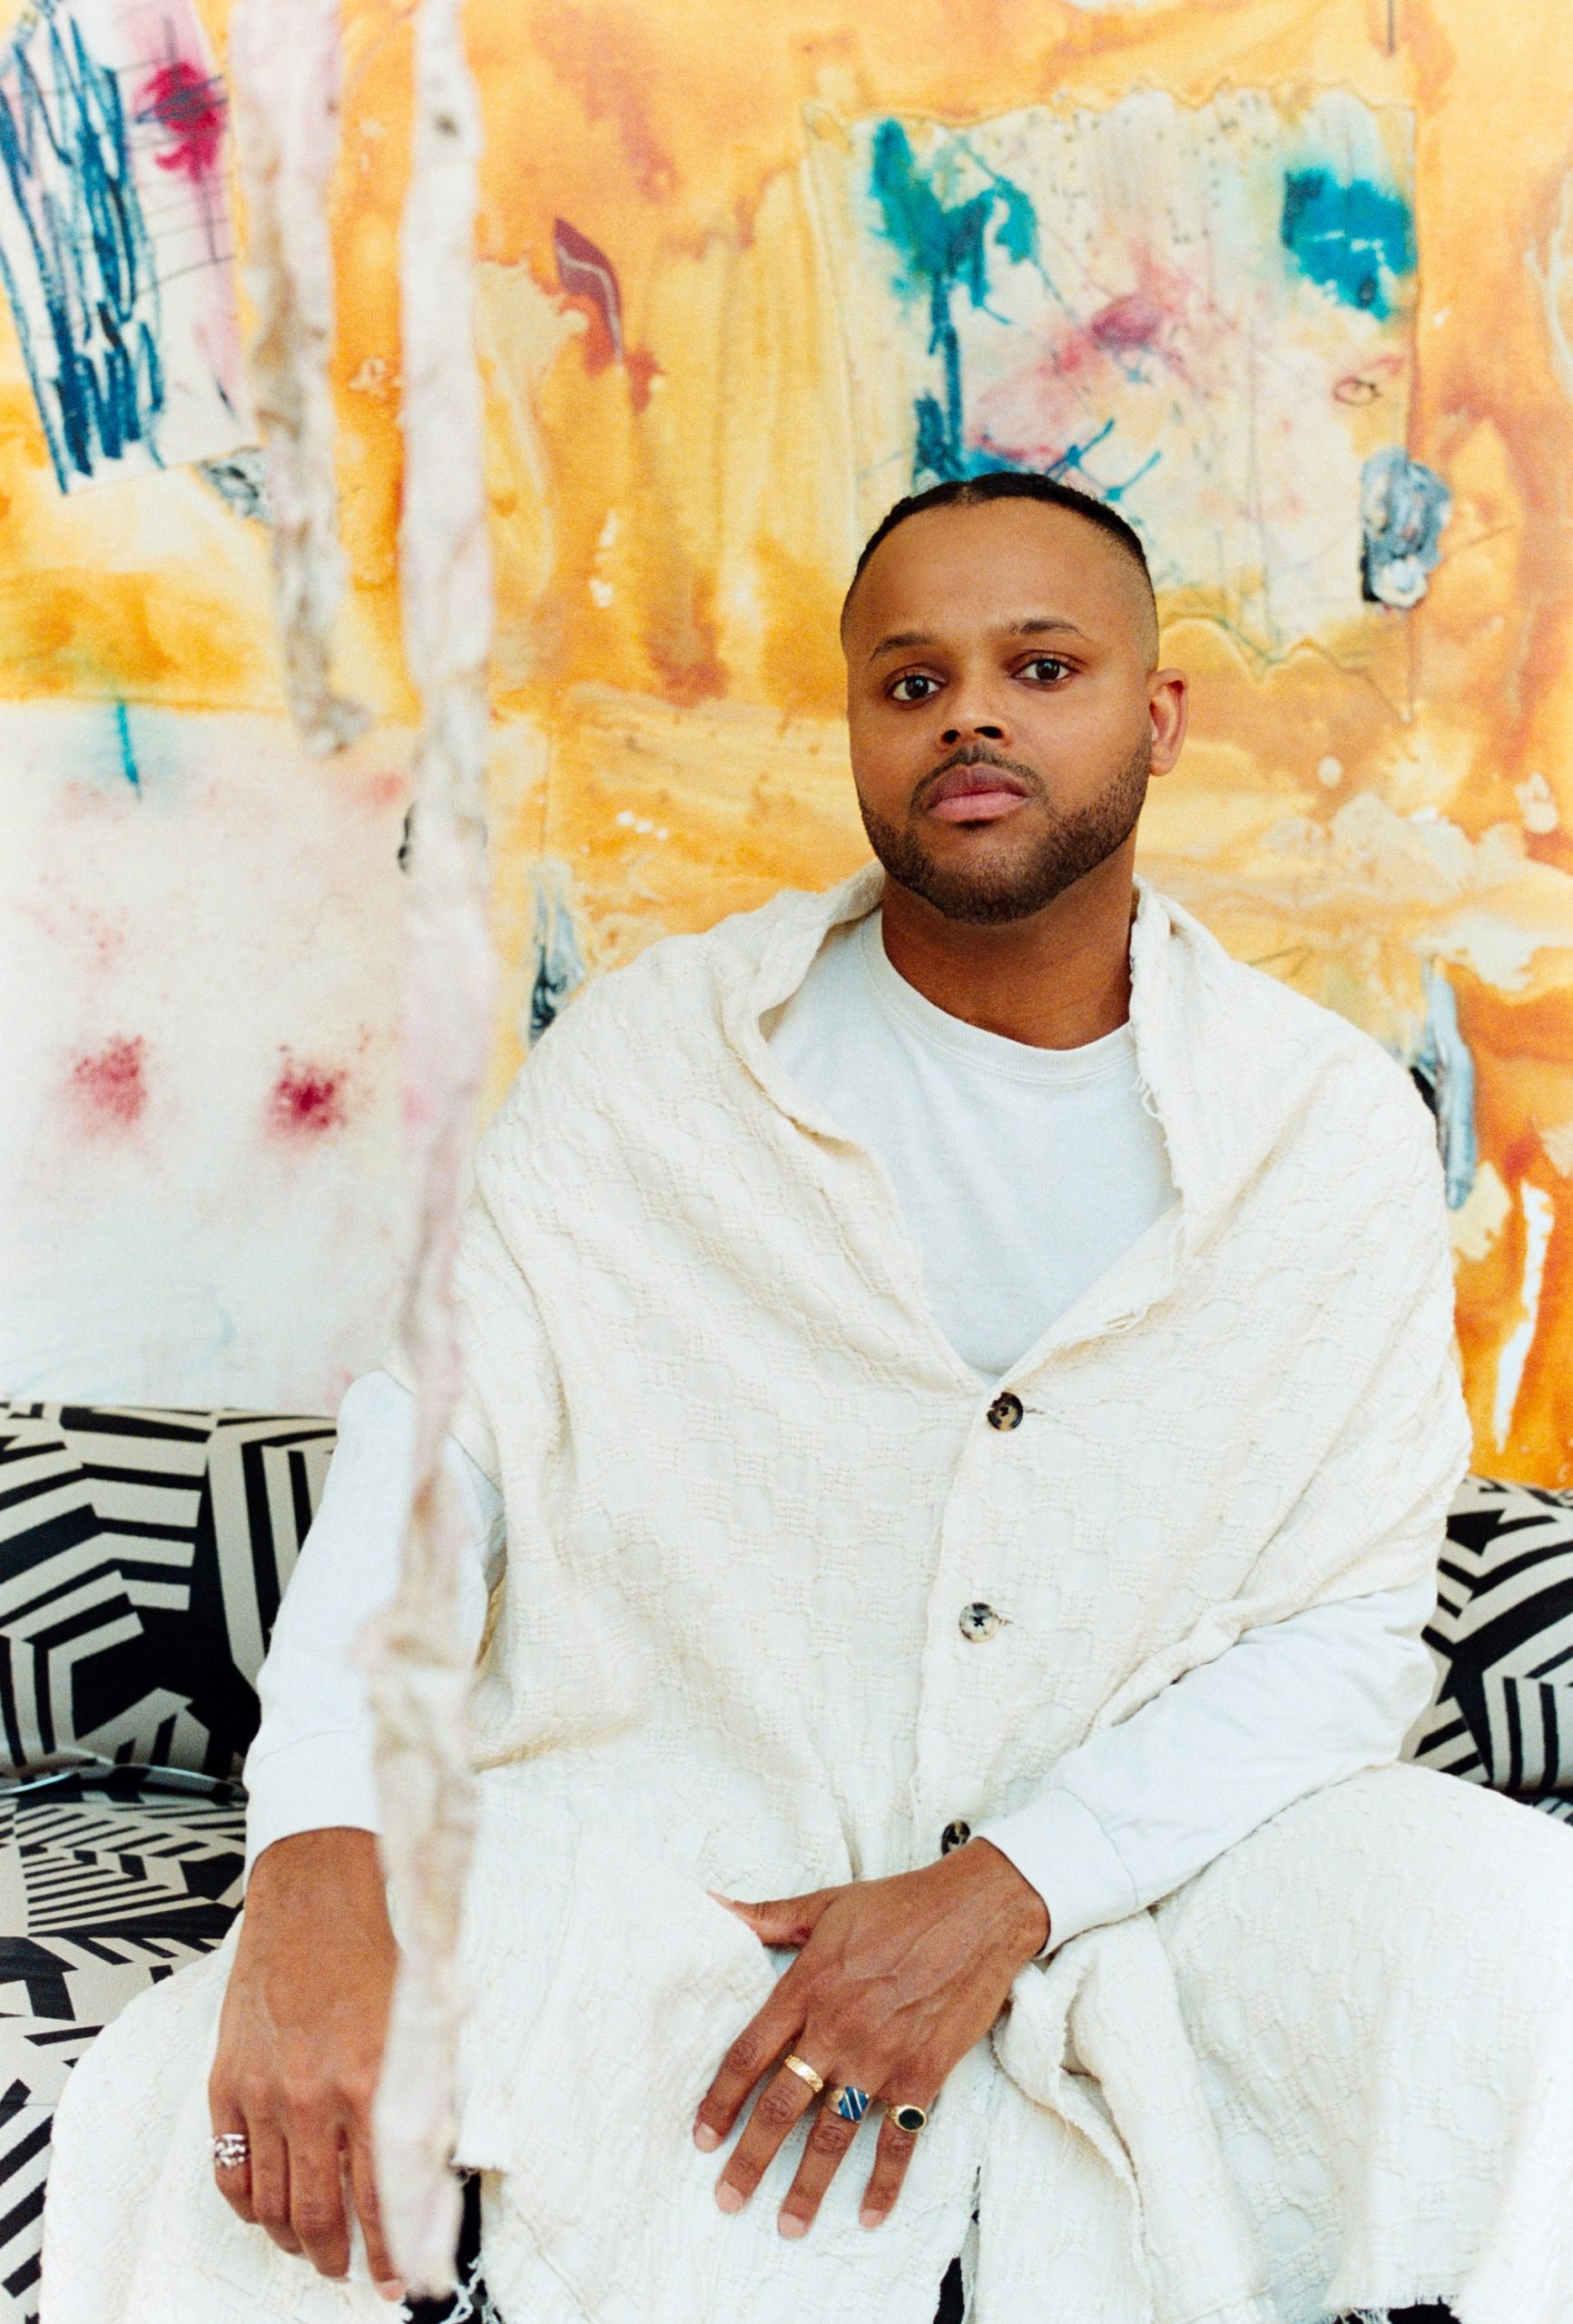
0, 1403, 1568, 2324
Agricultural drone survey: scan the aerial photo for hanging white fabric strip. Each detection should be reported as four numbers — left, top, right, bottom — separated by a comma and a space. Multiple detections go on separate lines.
361, 0, 496, 2295
228, 0, 368, 754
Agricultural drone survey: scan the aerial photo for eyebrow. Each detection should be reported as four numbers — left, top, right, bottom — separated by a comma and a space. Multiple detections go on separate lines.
866, 615, 1093, 663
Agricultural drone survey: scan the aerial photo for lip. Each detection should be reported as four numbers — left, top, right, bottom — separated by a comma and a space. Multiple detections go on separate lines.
925, 765, 1033, 824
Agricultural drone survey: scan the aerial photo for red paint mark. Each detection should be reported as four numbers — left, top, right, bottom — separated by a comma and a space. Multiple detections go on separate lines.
1088, 292, 1165, 354
140, 61, 226, 182
71, 1037, 146, 1130
554, 217, 661, 409
271, 1054, 349, 1137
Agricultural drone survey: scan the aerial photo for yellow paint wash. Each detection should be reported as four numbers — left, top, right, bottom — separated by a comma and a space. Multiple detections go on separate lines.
1, 0, 1572, 1478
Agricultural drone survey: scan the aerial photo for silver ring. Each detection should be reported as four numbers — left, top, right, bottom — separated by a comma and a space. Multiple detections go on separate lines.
212, 2132, 251, 2169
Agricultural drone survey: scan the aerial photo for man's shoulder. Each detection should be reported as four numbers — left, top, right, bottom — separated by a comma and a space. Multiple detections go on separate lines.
1148, 887, 1441, 1202
490, 878, 860, 1118
1156, 886, 1422, 1103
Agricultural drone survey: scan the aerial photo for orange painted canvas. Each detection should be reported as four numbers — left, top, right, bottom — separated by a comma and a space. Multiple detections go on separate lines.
2, 0, 1572, 1482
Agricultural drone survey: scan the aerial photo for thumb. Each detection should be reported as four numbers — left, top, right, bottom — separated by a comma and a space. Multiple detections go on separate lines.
711, 1887, 838, 1947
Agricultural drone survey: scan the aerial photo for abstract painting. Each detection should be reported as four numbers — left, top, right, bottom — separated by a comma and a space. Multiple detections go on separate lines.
811, 90, 1428, 657
4, 0, 1573, 1487
0, 0, 251, 491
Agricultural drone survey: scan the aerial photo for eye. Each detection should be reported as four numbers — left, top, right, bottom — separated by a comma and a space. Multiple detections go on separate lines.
1021, 655, 1072, 684
889, 672, 939, 704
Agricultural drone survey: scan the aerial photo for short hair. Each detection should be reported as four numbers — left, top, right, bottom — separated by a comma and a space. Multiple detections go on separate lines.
841, 470, 1155, 645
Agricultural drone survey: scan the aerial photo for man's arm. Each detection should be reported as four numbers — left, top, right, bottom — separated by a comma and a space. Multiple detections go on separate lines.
211, 1370, 501, 2298
975, 1577, 1438, 1951
242, 1369, 504, 1873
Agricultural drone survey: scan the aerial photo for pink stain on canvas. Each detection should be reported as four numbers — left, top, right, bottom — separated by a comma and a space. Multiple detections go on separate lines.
70, 1036, 147, 1131
139, 59, 226, 182
271, 1052, 349, 1137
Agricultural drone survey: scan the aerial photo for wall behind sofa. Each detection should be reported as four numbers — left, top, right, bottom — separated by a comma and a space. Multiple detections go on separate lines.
3, 0, 1573, 1480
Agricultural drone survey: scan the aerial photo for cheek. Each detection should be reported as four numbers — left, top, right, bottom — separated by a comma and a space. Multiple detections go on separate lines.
848, 709, 926, 804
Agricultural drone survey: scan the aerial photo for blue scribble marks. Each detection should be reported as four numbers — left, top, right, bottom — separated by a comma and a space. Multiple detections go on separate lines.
1411, 962, 1478, 1210
113, 698, 138, 789
1281, 169, 1414, 320
527, 872, 585, 1045
1360, 448, 1450, 608
0, 0, 164, 488
869, 120, 1037, 486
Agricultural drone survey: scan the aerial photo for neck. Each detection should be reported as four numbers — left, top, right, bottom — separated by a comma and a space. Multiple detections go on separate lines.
877, 842, 1138, 1050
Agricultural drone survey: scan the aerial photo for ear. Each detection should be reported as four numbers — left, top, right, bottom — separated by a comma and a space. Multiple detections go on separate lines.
1147, 668, 1188, 778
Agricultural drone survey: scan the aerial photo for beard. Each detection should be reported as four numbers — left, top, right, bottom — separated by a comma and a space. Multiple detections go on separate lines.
857, 733, 1151, 926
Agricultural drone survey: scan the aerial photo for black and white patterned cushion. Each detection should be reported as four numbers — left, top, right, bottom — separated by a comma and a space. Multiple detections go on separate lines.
0, 1769, 246, 2318
0, 1405, 334, 1779
1406, 1474, 1573, 1823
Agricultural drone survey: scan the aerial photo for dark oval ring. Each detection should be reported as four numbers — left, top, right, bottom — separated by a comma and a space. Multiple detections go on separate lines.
889, 2102, 929, 2135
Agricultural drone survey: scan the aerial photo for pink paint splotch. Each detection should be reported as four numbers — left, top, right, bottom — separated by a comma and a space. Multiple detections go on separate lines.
70, 1036, 147, 1131
270, 1053, 349, 1138
139, 60, 226, 182
969, 261, 1216, 470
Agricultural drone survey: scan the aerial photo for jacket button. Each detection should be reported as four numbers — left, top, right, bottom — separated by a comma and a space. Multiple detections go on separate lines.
959, 1601, 1002, 1642
986, 1392, 1024, 1432
940, 1819, 972, 1854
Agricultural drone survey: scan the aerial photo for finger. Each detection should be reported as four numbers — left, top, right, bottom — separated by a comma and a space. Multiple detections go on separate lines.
287, 2123, 352, 2279
715, 1889, 838, 1948
210, 2104, 256, 2222
247, 2122, 303, 2256
347, 2122, 406, 2303
693, 1981, 804, 2152
776, 2099, 862, 2239
860, 2099, 933, 2230
715, 2060, 823, 2214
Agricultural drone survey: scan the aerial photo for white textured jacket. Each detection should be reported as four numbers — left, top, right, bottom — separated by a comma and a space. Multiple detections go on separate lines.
63, 867, 1573, 2324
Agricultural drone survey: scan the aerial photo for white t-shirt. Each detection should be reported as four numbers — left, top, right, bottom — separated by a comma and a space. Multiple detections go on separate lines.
243, 910, 1435, 1947
767, 909, 1176, 1378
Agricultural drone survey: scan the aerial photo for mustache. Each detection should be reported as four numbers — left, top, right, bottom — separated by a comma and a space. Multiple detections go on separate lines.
911, 742, 1046, 812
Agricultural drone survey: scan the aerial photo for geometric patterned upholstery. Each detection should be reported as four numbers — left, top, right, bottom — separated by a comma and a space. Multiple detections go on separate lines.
1405, 1472, 1573, 1825
0, 1411, 1567, 2324
0, 1407, 334, 1778
0, 1768, 245, 2319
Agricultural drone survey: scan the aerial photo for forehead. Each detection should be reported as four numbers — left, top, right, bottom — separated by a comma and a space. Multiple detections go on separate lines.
848, 497, 1145, 642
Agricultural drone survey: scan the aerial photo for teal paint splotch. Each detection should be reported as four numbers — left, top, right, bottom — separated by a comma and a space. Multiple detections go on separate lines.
868, 120, 1037, 484
1280, 169, 1414, 319
113, 699, 139, 791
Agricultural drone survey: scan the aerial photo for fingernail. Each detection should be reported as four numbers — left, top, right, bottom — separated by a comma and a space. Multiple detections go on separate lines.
374, 2281, 406, 2303
778, 2211, 808, 2240
693, 2123, 720, 2152
715, 2181, 745, 2214
860, 2206, 884, 2230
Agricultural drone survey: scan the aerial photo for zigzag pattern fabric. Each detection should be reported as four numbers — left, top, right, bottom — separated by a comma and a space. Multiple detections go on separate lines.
0, 1770, 246, 2322
1407, 1473, 1573, 1805
0, 1406, 334, 1779
0, 1409, 1567, 2323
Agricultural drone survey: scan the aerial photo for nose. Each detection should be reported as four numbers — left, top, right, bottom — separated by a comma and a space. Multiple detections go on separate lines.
939, 717, 1007, 745
938, 675, 1012, 749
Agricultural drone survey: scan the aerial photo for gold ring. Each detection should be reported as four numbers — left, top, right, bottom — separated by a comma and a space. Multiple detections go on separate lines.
888, 2102, 928, 2134
782, 2053, 825, 2095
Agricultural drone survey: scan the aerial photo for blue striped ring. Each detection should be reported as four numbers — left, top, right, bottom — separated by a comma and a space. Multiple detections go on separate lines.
830, 2085, 871, 2123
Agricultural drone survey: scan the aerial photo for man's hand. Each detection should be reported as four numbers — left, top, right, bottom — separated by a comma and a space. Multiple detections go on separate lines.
208, 1828, 404, 2301
693, 1839, 1048, 2239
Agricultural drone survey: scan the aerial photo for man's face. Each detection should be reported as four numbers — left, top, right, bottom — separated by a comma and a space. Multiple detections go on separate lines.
842, 499, 1186, 925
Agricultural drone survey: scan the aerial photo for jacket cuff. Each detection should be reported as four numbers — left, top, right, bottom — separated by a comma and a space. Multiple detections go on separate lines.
976, 1785, 1140, 1955
241, 1733, 381, 1881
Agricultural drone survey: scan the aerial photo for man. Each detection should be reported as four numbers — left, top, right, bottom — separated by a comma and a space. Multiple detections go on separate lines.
44, 474, 1573, 2324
